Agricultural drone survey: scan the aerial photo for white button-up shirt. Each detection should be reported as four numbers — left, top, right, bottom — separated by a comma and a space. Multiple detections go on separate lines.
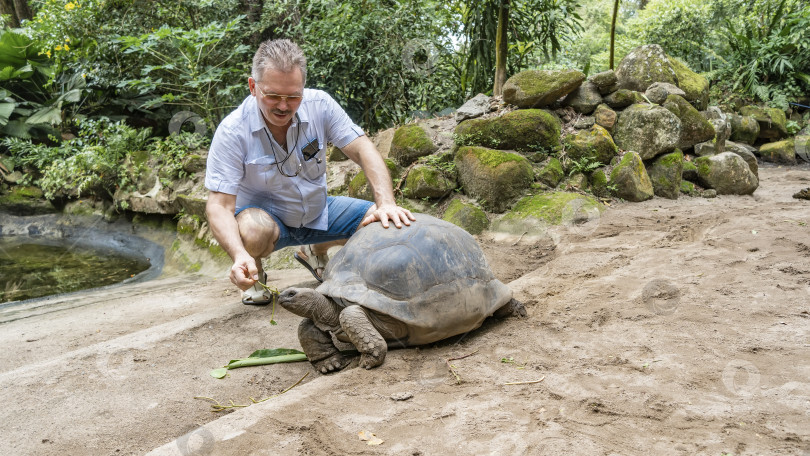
205, 89, 364, 230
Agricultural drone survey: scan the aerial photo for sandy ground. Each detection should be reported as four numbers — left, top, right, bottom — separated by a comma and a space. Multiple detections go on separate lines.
1, 164, 809, 456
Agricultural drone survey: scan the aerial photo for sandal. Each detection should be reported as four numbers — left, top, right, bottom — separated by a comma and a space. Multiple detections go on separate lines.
242, 272, 277, 306
294, 244, 328, 283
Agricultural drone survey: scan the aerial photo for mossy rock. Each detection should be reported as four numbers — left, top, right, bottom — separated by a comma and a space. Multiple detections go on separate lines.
348, 158, 400, 201
563, 125, 618, 166
603, 89, 636, 109
616, 44, 678, 92
594, 104, 617, 132
562, 81, 603, 115
667, 56, 709, 110
694, 152, 758, 195
589, 169, 609, 197
646, 149, 683, 200
666, 94, 715, 150
402, 164, 457, 199
454, 146, 533, 213
565, 172, 589, 191
442, 198, 490, 235
609, 152, 654, 202
740, 105, 788, 140
588, 69, 619, 95
181, 153, 207, 174
612, 104, 681, 160
729, 114, 760, 145
502, 69, 585, 109
501, 191, 604, 225
390, 124, 437, 166
327, 144, 348, 161
680, 180, 697, 196
536, 157, 564, 188
0, 185, 58, 215
454, 109, 561, 153
682, 160, 699, 182
759, 139, 796, 165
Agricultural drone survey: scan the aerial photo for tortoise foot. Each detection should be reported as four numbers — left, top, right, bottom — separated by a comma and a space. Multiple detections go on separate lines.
340, 305, 387, 369
312, 353, 351, 374
494, 298, 528, 318
298, 319, 348, 374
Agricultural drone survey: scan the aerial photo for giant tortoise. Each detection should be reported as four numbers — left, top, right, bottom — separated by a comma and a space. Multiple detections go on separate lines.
278, 214, 526, 373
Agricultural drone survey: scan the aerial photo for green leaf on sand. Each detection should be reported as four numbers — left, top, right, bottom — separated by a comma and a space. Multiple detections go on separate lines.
210, 348, 308, 378
210, 368, 228, 379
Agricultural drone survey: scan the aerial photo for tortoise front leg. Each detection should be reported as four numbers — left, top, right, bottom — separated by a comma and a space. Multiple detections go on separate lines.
298, 319, 350, 374
339, 305, 387, 369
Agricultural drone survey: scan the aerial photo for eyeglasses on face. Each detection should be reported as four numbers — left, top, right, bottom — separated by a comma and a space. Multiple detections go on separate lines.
255, 86, 303, 103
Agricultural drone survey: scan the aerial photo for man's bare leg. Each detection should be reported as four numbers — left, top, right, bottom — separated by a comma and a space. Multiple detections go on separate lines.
237, 208, 280, 303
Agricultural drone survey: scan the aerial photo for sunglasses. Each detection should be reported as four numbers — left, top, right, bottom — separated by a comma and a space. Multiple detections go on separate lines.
255, 86, 303, 103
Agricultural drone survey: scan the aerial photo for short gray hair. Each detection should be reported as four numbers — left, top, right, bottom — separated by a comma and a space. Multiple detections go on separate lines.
252, 39, 307, 86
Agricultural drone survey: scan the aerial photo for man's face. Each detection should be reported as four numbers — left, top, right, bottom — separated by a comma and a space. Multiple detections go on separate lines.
249, 67, 304, 129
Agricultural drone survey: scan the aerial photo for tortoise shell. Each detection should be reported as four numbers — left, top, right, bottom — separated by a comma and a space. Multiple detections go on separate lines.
315, 214, 512, 345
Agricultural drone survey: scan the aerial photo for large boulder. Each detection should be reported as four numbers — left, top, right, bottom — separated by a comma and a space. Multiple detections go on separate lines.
562, 81, 603, 115
759, 139, 796, 165
664, 94, 715, 150
454, 109, 561, 153
563, 125, 618, 166
616, 45, 678, 92
668, 56, 709, 110
729, 114, 760, 145
610, 151, 654, 202
725, 141, 759, 176
695, 152, 758, 195
646, 149, 683, 200
613, 104, 681, 160
503, 69, 585, 109
456, 93, 491, 122
500, 191, 604, 225
702, 107, 732, 153
390, 124, 437, 166
454, 146, 534, 212
740, 105, 788, 140
402, 163, 457, 199
615, 44, 709, 109
442, 198, 490, 235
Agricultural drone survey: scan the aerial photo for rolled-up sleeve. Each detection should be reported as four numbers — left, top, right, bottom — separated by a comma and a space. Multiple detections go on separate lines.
205, 124, 245, 195
322, 95, 365, 149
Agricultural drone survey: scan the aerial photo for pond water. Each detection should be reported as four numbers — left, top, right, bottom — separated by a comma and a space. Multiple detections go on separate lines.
0, 238, 151, 303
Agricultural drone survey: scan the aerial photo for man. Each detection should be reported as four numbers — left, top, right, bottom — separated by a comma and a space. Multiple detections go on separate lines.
205, 39, 415, 304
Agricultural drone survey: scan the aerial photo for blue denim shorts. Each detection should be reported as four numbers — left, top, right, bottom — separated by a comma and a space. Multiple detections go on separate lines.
236, 196, 374, 250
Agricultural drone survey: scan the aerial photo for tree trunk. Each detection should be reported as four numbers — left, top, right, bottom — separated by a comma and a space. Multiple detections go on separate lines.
493, 0, 509, 96
609, 0, 620, 70
1, 0, 33, 28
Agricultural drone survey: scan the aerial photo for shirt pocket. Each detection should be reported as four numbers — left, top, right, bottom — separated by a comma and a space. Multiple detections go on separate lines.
300, 141, 326, 182
244, 155, 285, 192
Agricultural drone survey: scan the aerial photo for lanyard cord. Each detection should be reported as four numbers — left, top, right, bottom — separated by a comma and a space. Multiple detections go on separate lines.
263, 113, 302, 178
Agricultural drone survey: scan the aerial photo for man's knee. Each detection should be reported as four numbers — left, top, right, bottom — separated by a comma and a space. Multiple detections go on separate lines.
236, 208, 279, 257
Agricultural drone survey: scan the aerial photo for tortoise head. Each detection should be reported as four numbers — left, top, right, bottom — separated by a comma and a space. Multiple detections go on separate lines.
278, 287, 335, 320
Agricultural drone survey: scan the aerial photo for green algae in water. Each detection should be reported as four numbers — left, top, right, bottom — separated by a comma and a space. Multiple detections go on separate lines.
0, 239, 151, 303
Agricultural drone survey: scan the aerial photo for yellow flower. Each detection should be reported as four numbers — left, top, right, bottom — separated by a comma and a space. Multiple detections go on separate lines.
65, 37, 71, 42
81, 73, 86, 78
55, 44, 63, 51
65, 2, 76, 11
64, 44, 70, 51
46, 50, 52, 58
